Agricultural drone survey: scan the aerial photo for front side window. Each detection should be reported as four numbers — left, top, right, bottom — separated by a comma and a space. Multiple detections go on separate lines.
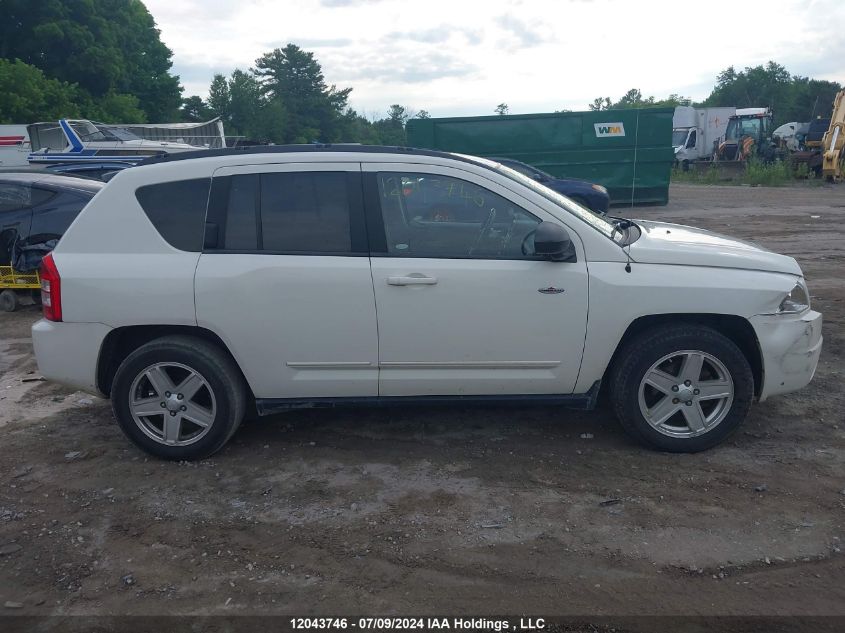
376, 172, 540, 259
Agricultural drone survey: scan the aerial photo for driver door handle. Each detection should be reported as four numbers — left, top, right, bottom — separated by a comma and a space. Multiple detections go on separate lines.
387, 275, 438, 286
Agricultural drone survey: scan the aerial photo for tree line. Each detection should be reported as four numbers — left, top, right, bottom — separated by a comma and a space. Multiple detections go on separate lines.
589, 61, 841, 127
181, 44, 430, 145
0, 1, 840, 141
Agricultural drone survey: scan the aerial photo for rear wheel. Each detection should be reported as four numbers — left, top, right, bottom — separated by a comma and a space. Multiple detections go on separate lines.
0, 290, 19, 312
609, 325, 754, 452
111, 336, 246, 460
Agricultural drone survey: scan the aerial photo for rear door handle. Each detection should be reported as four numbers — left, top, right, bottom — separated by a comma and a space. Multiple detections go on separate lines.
387, 274, 438, 286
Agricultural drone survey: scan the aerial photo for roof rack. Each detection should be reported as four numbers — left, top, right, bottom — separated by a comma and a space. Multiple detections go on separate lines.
138, 143, 484, 167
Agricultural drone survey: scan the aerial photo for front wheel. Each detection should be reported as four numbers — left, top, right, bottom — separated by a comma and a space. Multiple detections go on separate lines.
609, 325, 754, 452
111, 335, 246, 460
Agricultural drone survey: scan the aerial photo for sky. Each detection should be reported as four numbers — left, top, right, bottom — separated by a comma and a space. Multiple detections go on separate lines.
143, 0, 844, 119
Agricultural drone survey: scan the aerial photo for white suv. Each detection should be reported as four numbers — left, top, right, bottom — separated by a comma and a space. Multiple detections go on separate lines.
32, 146, 822, 459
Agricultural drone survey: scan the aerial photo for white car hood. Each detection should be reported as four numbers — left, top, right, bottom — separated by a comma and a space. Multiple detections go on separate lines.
628, 220, 802, 275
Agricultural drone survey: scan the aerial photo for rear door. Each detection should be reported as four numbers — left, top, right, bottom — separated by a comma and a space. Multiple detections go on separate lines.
363, 163, 589, 397
195, 162, 379, 399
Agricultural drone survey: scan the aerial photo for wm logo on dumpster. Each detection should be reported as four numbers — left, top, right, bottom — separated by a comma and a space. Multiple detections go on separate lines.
594, 122, 626, 137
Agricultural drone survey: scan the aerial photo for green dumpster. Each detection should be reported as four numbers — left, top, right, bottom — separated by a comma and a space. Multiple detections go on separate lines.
406, 108, 673, 206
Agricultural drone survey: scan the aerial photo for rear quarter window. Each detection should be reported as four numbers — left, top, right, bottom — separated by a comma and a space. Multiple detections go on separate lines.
135, 178, 211, 251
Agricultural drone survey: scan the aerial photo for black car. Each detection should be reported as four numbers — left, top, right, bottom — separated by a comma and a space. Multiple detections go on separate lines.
1, 172, 103, 310
490, 157, 610, 214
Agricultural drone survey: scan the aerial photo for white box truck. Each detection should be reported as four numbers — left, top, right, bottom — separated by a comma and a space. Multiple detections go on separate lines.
673, 106, 735, 169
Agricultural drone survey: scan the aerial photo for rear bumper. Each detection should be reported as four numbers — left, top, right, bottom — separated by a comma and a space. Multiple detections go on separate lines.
750, 310, 823, 401
31, 319, 112, 396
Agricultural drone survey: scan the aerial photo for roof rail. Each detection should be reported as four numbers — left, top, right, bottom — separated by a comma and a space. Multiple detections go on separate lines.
138, 143, 484, 167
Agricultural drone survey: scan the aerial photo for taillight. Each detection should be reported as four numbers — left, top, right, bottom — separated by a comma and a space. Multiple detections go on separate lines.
40, 252, 62, 322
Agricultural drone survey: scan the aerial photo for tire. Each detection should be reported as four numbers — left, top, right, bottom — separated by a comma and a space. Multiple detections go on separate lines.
0, 290, 19, 313
609, 325, 754, 452
111, 335, 246, 460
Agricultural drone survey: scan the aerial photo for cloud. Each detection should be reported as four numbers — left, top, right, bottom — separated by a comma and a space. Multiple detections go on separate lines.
494, 14, 549, 48
386, 26, 484, 46
267, 37, 353, 49
332, 49, 478, 84
318, 0, 385, 6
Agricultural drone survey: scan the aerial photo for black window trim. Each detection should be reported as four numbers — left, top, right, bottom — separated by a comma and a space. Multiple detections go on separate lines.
362, 171, 548, 262
204, 170, 369, 256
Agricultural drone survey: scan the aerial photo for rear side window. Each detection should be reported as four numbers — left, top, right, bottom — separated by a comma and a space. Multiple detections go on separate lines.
135, 178, 210, 252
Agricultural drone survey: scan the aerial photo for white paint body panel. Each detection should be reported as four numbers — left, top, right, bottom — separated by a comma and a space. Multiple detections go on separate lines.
195, 254, 378, 398
31, 320, 112, 393
750, 310, 823, 401
629, 220, 802, 275
574, 262, 808, 394
371, 257, 587, 396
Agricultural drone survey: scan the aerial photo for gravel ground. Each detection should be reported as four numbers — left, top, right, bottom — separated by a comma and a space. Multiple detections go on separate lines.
0, 183, 843, 619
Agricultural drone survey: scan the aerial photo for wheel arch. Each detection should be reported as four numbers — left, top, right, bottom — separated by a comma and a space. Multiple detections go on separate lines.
96, 325, 256, 402
603, 313, 763, 398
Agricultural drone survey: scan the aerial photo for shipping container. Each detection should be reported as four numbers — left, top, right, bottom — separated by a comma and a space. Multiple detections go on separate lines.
406, 108, 674, 206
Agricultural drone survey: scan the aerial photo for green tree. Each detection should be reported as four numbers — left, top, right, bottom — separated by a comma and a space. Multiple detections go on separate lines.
254, 44, 351, 143
495, 103, 509, 115
0, 58, 80, 122
87, 91, 146, 122
702, 61, 842, 125
0, 0, 182, 121
180, 95, 212, 122
373, 104, 410, 145
415, 110, 431, 119
588, 90, 690, 111
206, 74, 230, 120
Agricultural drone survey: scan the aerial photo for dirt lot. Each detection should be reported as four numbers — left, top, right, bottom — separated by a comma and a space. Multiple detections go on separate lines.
1, 183, 843, 619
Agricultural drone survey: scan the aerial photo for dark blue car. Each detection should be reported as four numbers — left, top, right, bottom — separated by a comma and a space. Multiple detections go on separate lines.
490, 157, 610, 214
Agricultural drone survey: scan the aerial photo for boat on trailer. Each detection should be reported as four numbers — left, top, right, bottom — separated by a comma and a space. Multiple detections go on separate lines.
27, 119, 226, 166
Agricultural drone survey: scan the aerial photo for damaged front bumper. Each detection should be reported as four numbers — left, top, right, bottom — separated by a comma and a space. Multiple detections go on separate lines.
750, 310, 823, 401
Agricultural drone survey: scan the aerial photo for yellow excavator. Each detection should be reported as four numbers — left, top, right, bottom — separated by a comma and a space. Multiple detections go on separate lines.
822, 90, 845, 181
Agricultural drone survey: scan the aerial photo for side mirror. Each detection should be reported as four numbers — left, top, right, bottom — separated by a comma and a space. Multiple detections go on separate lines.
534, 221, 576, 262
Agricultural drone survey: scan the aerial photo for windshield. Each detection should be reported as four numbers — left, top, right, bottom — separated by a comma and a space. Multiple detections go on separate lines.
104, 127, 141, 141
70, 121, 141, 142
672, 129, 689, 147
725, 117, 761, 141
455, 154, 619, 240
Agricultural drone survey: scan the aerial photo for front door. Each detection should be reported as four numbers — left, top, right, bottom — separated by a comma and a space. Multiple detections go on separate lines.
363, 164, 589, 397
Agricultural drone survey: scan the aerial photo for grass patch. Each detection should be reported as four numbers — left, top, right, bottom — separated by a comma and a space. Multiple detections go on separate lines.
671, 158, 820, 187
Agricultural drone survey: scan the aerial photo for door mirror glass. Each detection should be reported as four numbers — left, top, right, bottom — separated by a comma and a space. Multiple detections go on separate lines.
533, 221, 576, 262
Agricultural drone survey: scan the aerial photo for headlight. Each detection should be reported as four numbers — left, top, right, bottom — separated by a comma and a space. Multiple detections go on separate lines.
591, 184, 607, 195
778, 280, 810, 313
